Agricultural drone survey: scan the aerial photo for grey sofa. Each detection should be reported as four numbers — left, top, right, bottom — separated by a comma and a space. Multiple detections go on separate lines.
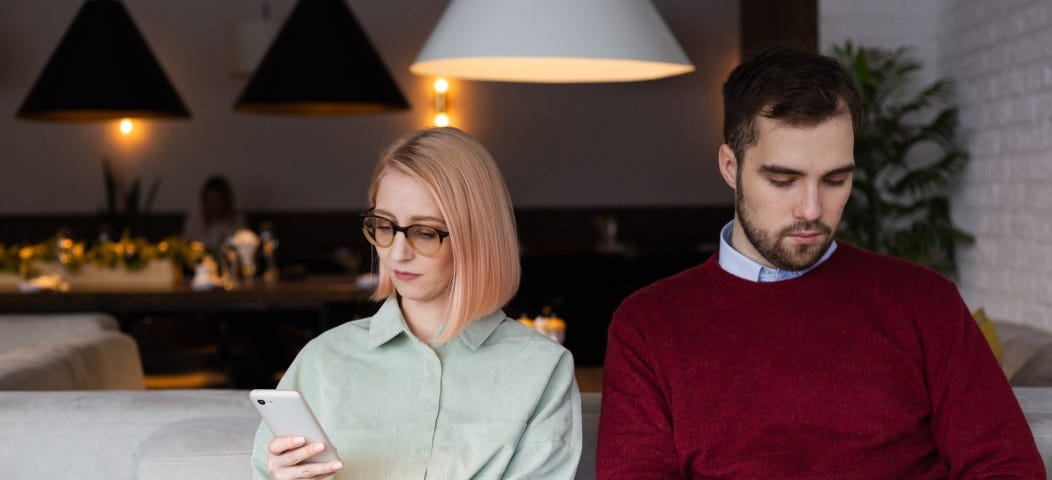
0, 389, 598, 480
2, 389, 1052, 480
0, 313, 144, 390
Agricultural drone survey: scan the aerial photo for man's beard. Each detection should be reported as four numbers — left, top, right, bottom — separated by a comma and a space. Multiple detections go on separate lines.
736, 173, 835, 271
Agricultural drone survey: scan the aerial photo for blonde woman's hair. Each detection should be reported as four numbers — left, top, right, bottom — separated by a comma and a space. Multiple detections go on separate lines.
367, 127, 520, 342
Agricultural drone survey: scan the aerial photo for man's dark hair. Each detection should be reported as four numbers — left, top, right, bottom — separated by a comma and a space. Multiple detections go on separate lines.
722, 46, 863, 164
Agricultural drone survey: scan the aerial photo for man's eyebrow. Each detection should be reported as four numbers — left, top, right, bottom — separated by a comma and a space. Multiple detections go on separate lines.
758, 164, 804, 176
823, 164, 856, 176
757, 164, 856, 176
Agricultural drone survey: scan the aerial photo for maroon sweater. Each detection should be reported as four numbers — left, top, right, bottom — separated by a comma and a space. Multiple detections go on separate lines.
597, 244, 1044, 479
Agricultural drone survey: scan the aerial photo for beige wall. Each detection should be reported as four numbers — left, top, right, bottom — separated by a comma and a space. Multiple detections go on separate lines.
0, 0, 739, 213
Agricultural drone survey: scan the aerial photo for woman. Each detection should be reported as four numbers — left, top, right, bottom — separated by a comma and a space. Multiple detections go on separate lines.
182, 175, 245, 254
251, 127, 582, 479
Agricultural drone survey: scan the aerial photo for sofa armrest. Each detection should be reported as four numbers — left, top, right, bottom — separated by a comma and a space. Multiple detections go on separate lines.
0, 390, 252, 480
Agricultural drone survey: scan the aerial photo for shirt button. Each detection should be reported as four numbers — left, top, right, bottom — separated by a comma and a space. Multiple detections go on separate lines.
424, 405, 434, 413
415, 448, 426, 456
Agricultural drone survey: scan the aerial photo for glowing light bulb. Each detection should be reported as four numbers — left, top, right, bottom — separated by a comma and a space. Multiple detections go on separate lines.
434, 113, 450, 127
119, 118, 134, 135
433, 78, 449, 94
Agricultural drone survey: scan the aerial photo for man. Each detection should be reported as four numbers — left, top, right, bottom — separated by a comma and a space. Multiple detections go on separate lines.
596, 47, 1044, 479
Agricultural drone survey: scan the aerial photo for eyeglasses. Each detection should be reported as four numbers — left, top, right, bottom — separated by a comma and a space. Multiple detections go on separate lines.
360, 213, 450, 256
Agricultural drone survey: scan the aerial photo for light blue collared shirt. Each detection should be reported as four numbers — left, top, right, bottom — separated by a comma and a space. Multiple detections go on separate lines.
718, 221, 836, 282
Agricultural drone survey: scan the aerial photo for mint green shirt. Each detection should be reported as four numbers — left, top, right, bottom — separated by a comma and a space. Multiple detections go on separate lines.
251, 298, 582, 479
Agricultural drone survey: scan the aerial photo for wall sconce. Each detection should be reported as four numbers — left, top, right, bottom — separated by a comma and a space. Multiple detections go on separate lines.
433, 78, 450, 127
118, 118, 134, 135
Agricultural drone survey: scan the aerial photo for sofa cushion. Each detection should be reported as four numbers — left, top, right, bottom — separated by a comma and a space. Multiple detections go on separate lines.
578, 392, 600, 480
1014, 348, 1052, 387
997, 322, 1052, 385
973, 308, 1002, 364
0, 329, 144, 390
134, 416, 258, 480
0, 313, 119, 353
0, 312, 144, 390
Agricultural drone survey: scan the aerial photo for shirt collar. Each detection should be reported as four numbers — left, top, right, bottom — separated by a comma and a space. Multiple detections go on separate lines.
456, 309, 506, 351
368, 297, 408, 349
367, 297, 506, 351
718, 221, 837, 282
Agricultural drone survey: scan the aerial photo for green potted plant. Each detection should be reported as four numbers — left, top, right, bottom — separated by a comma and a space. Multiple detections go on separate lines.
101, 157, 160, 239
832, 41, 973, 278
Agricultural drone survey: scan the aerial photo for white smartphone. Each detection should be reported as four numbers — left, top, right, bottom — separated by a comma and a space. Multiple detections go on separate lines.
250, 389, 341, 464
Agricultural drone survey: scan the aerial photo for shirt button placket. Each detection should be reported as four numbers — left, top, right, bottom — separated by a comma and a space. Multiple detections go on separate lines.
420, 353, 442, 463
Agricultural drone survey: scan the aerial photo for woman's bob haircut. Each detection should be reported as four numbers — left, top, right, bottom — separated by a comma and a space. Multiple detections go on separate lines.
367, 127, 520, 342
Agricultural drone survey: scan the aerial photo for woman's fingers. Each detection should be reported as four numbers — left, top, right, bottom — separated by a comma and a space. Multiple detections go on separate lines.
281, 442, 328, 467
268, 436, 306, 455
285, 460, 344, 479
268, 439, 343, 479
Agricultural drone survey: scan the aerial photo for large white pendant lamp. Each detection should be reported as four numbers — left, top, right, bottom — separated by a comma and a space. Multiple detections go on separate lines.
410, 0, 694, 83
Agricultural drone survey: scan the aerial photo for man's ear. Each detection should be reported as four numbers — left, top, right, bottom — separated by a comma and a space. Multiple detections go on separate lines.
718, 144, 738, 190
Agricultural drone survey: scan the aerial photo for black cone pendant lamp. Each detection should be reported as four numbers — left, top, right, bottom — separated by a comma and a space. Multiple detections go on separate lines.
17, 0, 190, 121
234, 0, 409, 115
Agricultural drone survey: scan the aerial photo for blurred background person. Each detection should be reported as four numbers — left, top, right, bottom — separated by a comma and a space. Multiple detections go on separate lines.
183, 175, 245, 255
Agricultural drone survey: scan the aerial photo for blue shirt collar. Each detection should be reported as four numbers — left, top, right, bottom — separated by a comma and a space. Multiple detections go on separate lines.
718, 221, 836, 282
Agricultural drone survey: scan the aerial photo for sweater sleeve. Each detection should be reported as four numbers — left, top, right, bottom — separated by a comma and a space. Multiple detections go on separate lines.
921, 284, 1045, 479
597, 298, 681, 479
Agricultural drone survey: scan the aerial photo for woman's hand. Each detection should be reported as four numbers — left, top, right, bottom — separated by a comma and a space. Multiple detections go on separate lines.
266, 436, 343, 479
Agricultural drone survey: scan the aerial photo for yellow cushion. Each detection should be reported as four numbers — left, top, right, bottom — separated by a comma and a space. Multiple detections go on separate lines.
973, 308, 1002, 364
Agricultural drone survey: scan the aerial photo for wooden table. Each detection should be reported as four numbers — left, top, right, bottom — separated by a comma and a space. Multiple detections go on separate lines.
0, 276, 377, 388
0, 275, 374, 328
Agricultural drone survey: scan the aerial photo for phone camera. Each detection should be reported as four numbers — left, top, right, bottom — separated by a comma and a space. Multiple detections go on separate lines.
257, 399, 266, 405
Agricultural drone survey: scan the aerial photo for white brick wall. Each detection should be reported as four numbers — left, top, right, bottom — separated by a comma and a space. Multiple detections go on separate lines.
940, 0, 1052, 330
821, 0, 1052, 330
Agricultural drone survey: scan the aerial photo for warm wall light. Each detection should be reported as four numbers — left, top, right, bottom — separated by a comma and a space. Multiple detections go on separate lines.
108, 116, 147, 148
433, 77, 450, 127
434, 78, 449, 94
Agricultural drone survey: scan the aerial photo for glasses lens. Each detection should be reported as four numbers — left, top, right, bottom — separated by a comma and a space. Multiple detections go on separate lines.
408, 225, 442, 255
363, 216, 394, 247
